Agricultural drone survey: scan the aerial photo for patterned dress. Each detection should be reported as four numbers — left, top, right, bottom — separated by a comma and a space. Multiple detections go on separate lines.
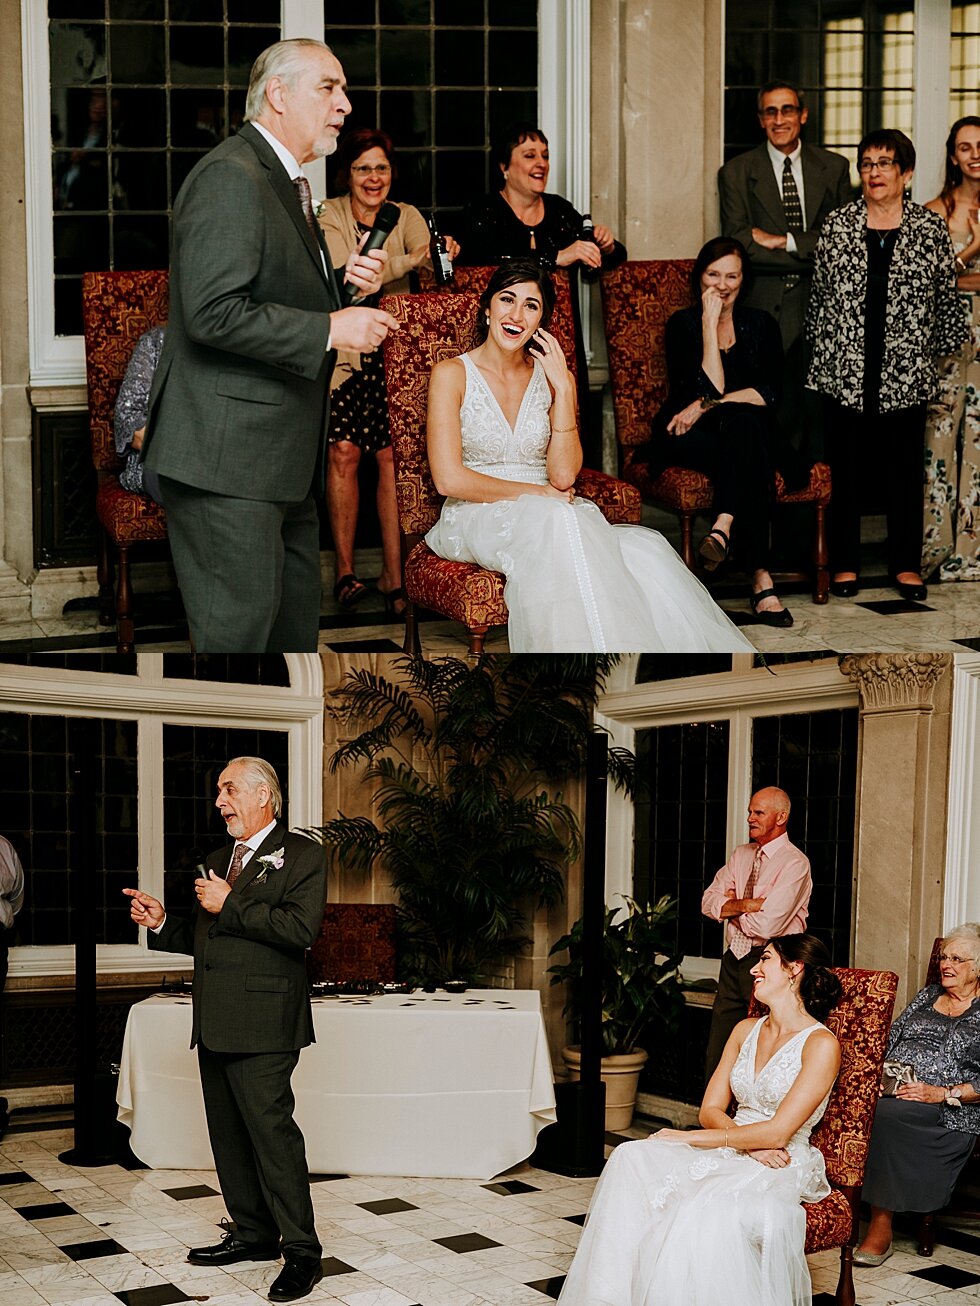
557, 1019, 833, 1306
923, 232, 980, 579
424, 354, 752, 653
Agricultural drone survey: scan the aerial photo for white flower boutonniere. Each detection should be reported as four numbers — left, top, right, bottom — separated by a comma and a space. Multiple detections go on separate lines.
253, 848, 285, 885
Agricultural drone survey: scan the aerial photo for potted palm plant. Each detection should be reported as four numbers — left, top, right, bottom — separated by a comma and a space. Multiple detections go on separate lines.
312, 655, 634, 986
548, 894, 684, 1129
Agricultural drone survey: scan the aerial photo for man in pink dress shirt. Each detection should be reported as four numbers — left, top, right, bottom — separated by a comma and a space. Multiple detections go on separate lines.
701, 786, 812, 1079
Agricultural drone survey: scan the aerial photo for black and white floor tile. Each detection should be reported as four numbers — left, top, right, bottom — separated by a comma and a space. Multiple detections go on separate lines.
2, 1112, 980, 1305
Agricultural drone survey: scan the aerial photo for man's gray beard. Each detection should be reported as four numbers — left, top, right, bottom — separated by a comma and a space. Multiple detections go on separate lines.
313, 136, 338, 158
226, 818, 245, 839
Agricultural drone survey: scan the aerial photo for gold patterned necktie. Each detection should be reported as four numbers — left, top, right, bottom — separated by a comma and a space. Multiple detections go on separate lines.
227, 841, 248, 888
729, 845, 764, 959
782, 157, 804, 233
292, 175, 318, 240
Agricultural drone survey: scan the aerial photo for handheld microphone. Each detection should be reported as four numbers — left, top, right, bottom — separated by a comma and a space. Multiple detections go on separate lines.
341, 201, 400, 305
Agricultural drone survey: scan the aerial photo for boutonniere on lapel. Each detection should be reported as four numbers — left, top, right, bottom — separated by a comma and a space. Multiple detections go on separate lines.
253, 848, 285, 885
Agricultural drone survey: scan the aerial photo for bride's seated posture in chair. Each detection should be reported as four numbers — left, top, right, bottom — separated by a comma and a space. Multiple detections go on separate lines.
423, 260, 753, 653
558, 934, 842, 1306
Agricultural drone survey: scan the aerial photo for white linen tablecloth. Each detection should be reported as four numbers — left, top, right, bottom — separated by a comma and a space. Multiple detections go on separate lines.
116, 989, 557, 1180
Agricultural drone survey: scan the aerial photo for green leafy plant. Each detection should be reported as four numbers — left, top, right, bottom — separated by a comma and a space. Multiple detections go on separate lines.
310, 655, 634, 984
548, 894, 685, 1056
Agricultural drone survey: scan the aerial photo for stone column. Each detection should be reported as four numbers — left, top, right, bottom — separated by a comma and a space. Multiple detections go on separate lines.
840, 653, 953, 1008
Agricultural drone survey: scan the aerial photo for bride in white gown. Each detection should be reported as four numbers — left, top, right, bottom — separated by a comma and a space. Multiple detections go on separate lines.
558, 934, 842, 1306
424, 261, 753, 652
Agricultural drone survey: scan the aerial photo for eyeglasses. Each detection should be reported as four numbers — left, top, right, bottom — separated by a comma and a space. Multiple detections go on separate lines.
939, 953, 974, 965
859, 157, 898, 173
760, 105, 802, 119
351, 163, 391, 176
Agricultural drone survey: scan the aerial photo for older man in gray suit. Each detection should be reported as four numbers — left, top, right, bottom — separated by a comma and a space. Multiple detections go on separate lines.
143, 39, 398, 653
124, 757, 327, 1302
719, 81, 851, 450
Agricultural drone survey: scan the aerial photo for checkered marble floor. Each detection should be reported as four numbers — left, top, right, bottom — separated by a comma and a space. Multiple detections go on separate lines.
1, 1114, 980, 1305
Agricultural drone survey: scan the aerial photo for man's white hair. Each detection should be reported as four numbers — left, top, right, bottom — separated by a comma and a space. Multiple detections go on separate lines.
227, 755, 282, 818
245, 38, 335, 121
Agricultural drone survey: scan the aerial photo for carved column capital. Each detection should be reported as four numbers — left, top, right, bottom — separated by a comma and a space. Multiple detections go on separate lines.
840, 652, 952, 712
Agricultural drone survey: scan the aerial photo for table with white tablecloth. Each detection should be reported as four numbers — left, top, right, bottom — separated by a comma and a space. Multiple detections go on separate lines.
116, 989, 557, 1180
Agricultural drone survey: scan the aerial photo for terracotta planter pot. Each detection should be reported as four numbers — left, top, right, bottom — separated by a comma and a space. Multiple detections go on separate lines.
561, 1045, 649, 1131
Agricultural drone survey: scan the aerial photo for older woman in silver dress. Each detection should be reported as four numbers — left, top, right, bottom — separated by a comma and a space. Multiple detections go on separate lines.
854, 922, 980, 1266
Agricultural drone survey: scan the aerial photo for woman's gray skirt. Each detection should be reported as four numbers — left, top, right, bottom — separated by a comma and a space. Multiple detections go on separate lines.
862, 1097, 977, 1211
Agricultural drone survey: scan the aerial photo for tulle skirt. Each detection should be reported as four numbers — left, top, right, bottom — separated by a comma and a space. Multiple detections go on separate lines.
557, 1138, 819, 1306
425, 495, 752, 653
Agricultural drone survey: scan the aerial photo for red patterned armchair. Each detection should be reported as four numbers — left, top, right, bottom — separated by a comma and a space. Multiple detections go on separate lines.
380, 289, 641, 655
82, 270, 169, 652
751, 966, 898, 1306
601, 260, 832, 604
309, 903, 397, 983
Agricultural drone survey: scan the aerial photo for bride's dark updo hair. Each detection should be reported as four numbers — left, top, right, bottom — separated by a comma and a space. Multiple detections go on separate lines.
768, 934, 842, 1022
475, 260, 556, 345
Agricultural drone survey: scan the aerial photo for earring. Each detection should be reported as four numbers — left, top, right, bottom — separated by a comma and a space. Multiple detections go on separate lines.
485, 313, 490, 323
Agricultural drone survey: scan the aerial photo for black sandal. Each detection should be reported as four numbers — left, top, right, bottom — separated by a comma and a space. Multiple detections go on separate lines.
378, 586, 407, 620
749, 587, 794, 628
333, 573, 367, 610
698, 528, 730, 571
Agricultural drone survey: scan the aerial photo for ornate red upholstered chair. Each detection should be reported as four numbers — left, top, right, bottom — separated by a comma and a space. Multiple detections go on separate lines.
916, 937, 980, 1255
750, 966, 898, 1306
380, 289, 641, 655
308, 903, 398, 983
82, 270, 170, 653
600, 260, 832, 603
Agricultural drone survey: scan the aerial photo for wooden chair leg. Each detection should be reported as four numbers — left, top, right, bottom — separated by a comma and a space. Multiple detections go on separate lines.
917, 1211, 935, 1257
97, 529, 115, 626
402, 601, 422, 655
813, 503, 830, 604
467, 625, 489, 656
116, 544, 135, 654
835, 1244, 856, 1306
678, 510, 696, 570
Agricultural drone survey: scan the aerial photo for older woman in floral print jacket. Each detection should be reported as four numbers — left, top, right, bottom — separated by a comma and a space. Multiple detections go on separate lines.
806, 129, 965, 603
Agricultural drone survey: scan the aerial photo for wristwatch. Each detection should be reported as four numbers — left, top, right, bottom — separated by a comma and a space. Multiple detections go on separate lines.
945, 1086, 963, 1107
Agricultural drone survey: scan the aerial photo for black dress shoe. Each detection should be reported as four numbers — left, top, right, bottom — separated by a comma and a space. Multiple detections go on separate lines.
187, 1231, 281, 1265
894, 579, 927, 601
268, 1253, 324, 1302
749, 587, 794, 627
830, 578, 860, 599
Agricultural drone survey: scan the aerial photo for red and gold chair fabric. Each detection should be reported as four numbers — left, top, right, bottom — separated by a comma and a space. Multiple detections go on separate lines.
751, 966, 898, 1305
380, 289, 640, 655
82, 270, 170, 652
601, 259, 831, 603
308, 903, 398, 984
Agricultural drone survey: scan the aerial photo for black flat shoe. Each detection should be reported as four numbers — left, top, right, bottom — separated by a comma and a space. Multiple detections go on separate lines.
830, 578, 860, 599
268, 1253, 324, 1301
697, 527, 730, 571
187, 1231, 281, 1265
893, 578, 927, 601
749, 587, 794, 627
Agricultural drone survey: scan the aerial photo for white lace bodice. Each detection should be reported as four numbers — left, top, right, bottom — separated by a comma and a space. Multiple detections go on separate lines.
456, 352, 551, 486
731, 1018, 831, 1145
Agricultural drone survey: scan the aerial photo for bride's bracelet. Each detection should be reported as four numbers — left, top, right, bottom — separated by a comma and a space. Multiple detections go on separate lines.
551, 423, 578, 434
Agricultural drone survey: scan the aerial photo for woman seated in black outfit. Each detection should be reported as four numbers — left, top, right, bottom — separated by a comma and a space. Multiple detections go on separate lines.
461, 122, 626, 274
635, 236, 798, 627
461, 123, 627, 423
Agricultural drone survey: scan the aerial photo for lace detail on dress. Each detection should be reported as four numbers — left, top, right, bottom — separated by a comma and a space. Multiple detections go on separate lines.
458, 354, 551, 485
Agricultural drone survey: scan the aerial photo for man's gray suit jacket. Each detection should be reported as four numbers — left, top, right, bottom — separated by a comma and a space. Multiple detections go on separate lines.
149, 823, 326, 1055
719, 141, 852, 339
143, 122, 340, 503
